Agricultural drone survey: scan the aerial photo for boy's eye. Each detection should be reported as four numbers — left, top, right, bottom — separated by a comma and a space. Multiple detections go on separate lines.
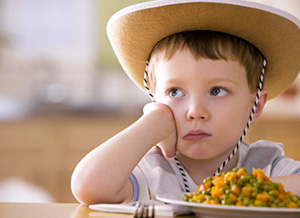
169, 88, 184, 98
210, 87, 227, 97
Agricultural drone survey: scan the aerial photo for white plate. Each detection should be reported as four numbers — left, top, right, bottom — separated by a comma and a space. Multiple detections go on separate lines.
156, 194, 300, 218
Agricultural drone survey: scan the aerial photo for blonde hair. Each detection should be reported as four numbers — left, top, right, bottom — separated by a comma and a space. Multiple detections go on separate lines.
148, 31, 264, 93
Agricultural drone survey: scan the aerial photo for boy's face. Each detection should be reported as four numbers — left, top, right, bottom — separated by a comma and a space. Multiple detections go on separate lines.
154, 48, 256, 161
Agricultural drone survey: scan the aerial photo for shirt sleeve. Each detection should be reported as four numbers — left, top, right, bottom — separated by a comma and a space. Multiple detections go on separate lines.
239, 140, 300, 177
131, 164, 151, 201
129, 174, 139, 202
293, 169, 300, 174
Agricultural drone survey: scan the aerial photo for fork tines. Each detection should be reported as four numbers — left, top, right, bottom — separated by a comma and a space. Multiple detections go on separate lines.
133, 202, 155, 218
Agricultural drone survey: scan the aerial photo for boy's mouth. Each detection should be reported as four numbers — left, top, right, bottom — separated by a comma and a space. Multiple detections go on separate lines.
183, 129, 211, 141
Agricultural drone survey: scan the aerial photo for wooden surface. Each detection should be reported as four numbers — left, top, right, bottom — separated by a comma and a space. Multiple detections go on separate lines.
0, 111, 299, 203
0, 112, 139, 203
245, 116, 300, 161
0, 203, 195, 218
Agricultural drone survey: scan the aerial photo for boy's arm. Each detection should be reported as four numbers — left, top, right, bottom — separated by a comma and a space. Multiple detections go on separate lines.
71, 103, 176, 205
271, 174, 300, 196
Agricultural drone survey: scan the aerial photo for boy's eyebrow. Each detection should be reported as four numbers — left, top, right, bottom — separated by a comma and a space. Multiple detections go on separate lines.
161, 78, 183, 84
162, 77, 239, 86
208, 77, 239, 86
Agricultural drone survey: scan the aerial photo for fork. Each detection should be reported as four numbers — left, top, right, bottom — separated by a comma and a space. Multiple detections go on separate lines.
133, 202, 155, 218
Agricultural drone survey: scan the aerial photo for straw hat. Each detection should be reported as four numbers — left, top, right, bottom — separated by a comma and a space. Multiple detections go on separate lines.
107, 0, 300, 99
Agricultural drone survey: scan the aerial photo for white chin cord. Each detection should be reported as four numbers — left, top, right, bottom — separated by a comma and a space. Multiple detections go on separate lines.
213, 58, 267, 176
143, 58, 267, 192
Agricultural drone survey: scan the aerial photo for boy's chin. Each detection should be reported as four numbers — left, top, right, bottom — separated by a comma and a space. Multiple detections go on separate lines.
176, 148, 215, 160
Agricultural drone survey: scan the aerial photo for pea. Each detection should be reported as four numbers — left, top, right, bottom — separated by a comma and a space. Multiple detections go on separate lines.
252, 182, 260, 189
183, 194, 190, 201
263, 184, 271, 192
285, 199, 292, 204
268, 195, 275, 203
249, 203, 255, 207
271, 203, 277, 208
222, 198, 234, 205
220, 194, 227, 200
277, 202, 286, 208
237, 179, 243, 186
250, 178, 256, 184
237, 194, 244, 202
243, 197, 251, 206
257, 179, 264, 185
273, 182, 279, 189
268, 183, 276, 190
213, 198, 220, 203
195, 191, 201, 196
221, 187, 227, 192
269, 190, 277, 198
291, 195, 299, 203
205, 195, 213, 200
240, 175, 250, 183
251, 187, 258, 193
251, 191, 258, 198
244, 183, 251, 187
225, 189, 232, 195
232, 168, 239, 172
204, 188, 211, 195
274, 199, 280, 205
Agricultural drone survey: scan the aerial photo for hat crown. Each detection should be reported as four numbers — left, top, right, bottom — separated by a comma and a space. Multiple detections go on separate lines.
107, 0, 300, 99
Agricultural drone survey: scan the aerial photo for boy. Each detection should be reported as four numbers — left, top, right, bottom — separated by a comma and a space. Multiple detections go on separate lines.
71, 0, 300, 204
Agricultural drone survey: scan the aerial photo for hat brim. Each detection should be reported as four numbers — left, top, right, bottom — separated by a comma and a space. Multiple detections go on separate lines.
107, 0, 300, 99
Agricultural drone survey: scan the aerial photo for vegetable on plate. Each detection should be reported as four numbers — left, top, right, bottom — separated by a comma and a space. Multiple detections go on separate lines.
183, 168, 300, 208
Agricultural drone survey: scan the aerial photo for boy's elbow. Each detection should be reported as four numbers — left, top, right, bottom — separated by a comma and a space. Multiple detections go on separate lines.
71, 176, 93, 205
71, 173, 103, 205
71, 174, 125, 205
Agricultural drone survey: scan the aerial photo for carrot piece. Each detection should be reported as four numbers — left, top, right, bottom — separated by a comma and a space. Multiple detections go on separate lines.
241, 186, 252, 197
256, 193, 269, 203
231, 184, 241, 196
237, 168, 247, 178
236, 201, 245, 206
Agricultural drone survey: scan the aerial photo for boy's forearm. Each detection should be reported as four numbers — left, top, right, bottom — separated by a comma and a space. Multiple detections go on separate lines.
71, 105, 175, 204
271, 174, 300, 196
71, 115, 156, 204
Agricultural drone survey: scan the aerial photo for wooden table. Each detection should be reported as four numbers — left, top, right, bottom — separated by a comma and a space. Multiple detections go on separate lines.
0, 203, 195, 218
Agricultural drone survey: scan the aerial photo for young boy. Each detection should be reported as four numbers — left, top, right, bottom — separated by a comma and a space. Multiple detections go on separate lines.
71, 0, 300, 205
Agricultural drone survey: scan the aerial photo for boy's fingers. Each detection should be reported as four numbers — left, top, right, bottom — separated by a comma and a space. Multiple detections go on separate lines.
143, 102, 177, 158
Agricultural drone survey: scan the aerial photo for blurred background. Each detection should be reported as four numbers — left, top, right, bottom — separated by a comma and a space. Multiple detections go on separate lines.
0, 0, 299, 203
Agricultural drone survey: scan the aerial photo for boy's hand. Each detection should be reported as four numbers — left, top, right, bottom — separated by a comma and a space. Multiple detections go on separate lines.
143, 102, 177, 157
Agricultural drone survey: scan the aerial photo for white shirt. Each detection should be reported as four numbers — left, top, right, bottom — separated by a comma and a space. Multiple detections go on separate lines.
130, 140, 300, 201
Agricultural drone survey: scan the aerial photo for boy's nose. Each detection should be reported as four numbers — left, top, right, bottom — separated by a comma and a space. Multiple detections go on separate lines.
186, 98, 209, 121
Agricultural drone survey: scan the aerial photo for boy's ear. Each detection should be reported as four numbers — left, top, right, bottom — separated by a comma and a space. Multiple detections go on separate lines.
252, 89, 268, 122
